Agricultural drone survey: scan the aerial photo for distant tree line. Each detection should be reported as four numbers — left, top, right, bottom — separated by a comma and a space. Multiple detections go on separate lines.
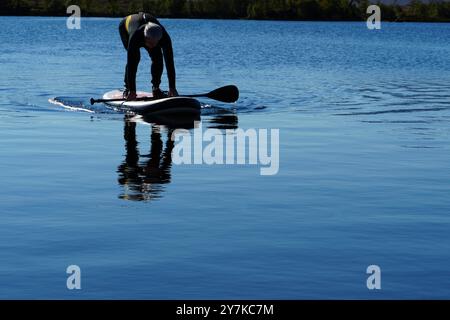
1, 0, 450, 22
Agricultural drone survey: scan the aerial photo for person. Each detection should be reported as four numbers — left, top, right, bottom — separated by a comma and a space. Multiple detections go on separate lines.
119, 12, 178, 101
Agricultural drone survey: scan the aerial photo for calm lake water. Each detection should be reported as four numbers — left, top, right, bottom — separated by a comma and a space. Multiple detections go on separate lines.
0, 17, 450, 299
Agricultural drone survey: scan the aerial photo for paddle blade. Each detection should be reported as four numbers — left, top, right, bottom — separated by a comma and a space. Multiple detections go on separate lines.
206, 85, 239, 103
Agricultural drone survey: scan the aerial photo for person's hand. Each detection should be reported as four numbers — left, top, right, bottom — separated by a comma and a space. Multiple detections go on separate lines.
168, 88, 179, 97
152, 87, 165, 99
125, 91, 137, 101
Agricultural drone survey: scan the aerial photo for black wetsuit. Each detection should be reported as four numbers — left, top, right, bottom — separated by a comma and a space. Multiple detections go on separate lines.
119, 12, 175, 92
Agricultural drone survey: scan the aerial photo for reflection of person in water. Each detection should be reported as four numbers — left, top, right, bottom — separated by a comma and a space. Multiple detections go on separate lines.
117, 118, 174, 201
117, 110, 238, 201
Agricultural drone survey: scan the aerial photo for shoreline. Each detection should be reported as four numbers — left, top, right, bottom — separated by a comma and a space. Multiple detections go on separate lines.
1, 0, 450, 23
1, 14, 450, 23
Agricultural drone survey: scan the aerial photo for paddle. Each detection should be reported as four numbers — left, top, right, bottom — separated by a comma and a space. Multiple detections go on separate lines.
90, 85, 239, 105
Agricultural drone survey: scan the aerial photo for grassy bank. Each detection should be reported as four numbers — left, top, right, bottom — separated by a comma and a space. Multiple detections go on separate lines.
1, 0, 450, 22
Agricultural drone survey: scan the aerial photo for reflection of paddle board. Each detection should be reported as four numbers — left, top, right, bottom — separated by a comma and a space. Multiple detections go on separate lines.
102, 90, 201, 115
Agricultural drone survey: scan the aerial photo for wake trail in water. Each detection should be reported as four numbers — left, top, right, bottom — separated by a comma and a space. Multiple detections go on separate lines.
49, 98, 95, 113
321, 79, 450, 119
49, 96, 116, 114
336, 107, 449, 116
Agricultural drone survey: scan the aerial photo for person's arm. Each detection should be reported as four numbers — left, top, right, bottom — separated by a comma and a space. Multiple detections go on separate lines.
149, 48, 163, 90
143, 14, 177, 96
161, 31, 176, 91
126, 33, 142, 94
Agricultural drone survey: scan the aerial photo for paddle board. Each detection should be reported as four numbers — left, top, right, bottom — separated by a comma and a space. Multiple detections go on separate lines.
102, 90, 201, 115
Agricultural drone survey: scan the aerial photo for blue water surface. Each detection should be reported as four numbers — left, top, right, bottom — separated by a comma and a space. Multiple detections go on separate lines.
0, 17, 450, 299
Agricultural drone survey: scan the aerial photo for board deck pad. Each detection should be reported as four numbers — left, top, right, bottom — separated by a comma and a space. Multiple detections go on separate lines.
102, 90, 201, 115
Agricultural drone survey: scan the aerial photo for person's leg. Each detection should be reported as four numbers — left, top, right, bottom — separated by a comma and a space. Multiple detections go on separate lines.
118, 18, 129, 50
123, 64, 129, 93
119, 18, 130, 92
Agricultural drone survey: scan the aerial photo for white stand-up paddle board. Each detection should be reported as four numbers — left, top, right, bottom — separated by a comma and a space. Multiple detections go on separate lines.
102, 90, 201, 115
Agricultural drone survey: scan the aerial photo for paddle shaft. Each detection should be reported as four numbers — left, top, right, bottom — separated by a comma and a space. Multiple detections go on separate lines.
90, 96, 156, 105
181, 93, 209, 98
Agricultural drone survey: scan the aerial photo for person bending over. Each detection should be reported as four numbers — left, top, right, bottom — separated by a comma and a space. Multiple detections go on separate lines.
119, 12, 178, 100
